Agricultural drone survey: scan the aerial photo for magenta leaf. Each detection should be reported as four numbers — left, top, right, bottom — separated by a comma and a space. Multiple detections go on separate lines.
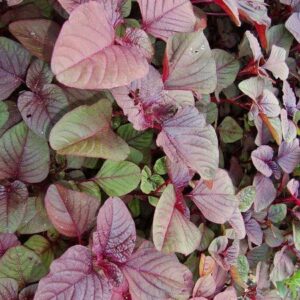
26, 59, 54, 92
214, 286, 237, 300
0, 122, 50, 183
0, 37, 31, 101
190, 169, 238, 223
18, 84, 69, 138
137, 0, 196, 41
157, 106, 219, 180
153, 184, 201, 255
253, 174, 276, 212
0, 181, 28, 233
51, 2, 149, 89
92, 197, 136, 264
277, 139, 300, 174
0, 234, 20, 257
287, 179, 299, 197
45, 183, 100, 239
34, 245, 112, 300
163, 31, 217, 93
0, 278, 18, 300
122, 240, 193, 300
251, 145, 275, 177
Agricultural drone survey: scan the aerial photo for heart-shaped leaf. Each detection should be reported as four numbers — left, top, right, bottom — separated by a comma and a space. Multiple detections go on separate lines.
157, 106, 219, 180
163, 31, 217, 93
251, 145, 275, 177
94, 160, 141, 196
0, 181, 28, 233
0, 122, 50, 183
92, 197, 136, 264
277, 139, 300, 174
122, 240, 193, 300
51, 2, 149, 89
9, 19, 60, 62
49, 100, 130, 160
0, 37, 31, 101
34, 245, 112, 300
45, 184, 100, 239
190, 169, 238, 224
153, 184, 201, 255
137, 0, 196, 41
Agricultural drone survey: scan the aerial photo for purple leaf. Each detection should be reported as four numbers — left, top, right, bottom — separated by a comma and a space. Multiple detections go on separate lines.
240, 30, 263, 61
262, 46, 289, 80
166, 158, 194, 190
34, 245, 112, 300
153, 184, 201, 255
281, 109, 297, 142
277, 139, 300, 174
0, 234, 20, 257
92, 197, 136, 264
245, 218, 263, 246
18, 84, 69, 138
19, 284, 38, 300
208, 236, 229, 269
111, 66, 170, 131
51, 2, 149, 89
249, 89, 281, 120
45, 184, 100, 239
270, 247, 294, 282
190, 169, 238, 224
0, 278, 18, 300
57, 0, 90, 13
163, 31, 217, 93
137, 0, 196, 41
251, 145, 275, 177
287, 179, 299, 197
122, 240, 193, 300
0, 37, 31, 101
228, 208, 246, 239
117, 28, 154, 61
253, 174, 276, 212
0, 181, 28, 233
0, 122, 50, 183
286, 12, 300, 43
193, 275, 216, 298
26, 59, 54, 92
282, 80, 299, 116
157, 106, 219, 180
9, 19, 60, 62
213, 286, 237, 300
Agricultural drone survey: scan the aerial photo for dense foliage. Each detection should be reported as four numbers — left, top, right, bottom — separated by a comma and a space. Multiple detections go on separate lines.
0, 0, 299, 299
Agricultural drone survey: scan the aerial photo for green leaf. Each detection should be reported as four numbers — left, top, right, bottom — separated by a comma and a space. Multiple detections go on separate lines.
285, 270, 300, 299
267, 24, 293, 55
198, 223, 215, 251
212, 49, 240, 98
50, 100, 130, 160
18, 196, 52, 234
238, 186, 256, 212
141, 166, 164, 194
153, 157, 167, 175
128, 198, 141, 218
0, 246, 47, 288
268, 204, 287, 223
117, 123, 153, 150
0, 122, 50, 183
148, 196, 159, 207
0, 102, 9, 130
218, 116, 243, 143
24, 235, 54, 268
94, 160, 141, 196
293, 221, 300, 251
